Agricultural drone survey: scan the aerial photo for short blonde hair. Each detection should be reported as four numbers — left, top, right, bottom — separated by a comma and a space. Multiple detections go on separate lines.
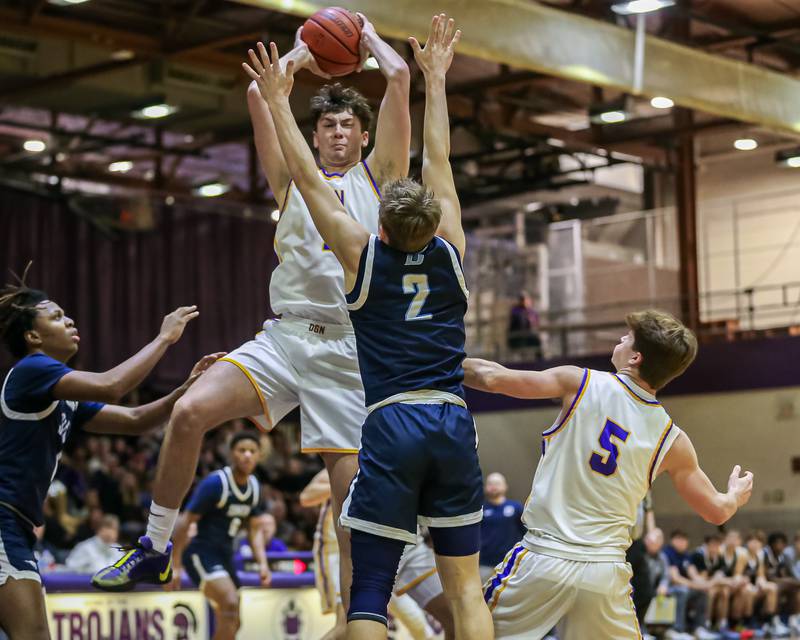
626, 309, 698, 389
378, 178, 442, 253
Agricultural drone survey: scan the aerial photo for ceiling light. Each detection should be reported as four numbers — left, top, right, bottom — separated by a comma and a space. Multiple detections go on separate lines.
23, 140, 46, 152
600, 110, 627, 124
111, 49, 135, 61
270, 209, 280, 222
650, 96, 674, 109
132, 103, 179, 120
775, 148, 800, 168
108, 160, 133, 173
48, 0, 92, 5
612, 0, 675, 15
195, 182, 229, 198
734, 138, 758, 151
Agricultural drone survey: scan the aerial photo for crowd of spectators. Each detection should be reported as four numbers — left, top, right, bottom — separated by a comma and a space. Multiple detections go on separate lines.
642, 527, 800, 639
35, 416, 323, 575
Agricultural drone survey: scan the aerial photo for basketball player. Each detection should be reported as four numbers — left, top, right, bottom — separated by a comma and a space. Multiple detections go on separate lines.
464, 309, 754, 639
94, 13, 410, 604
166, 430, 268, 640
300, 469, 455, 640
245, 13, 493, 640
0, 270, 219, 640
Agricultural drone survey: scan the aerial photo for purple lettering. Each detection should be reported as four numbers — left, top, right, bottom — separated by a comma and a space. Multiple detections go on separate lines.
86, 612, 101, 640
69, 612, 83, 640
151, 610, 164, 640
135, 610, 150, 639
118, 610, 131, 640
53, 612, 68, 640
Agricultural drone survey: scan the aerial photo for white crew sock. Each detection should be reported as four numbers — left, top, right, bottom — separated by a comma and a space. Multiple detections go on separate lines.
145, 501, 178, 553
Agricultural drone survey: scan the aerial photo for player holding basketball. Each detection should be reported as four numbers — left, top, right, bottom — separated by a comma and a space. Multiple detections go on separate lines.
465, 310, 754, 640
167, 430, 268, 640
94, 12, 410, 605
0, 269, 219, 640
245, 13, 493, 640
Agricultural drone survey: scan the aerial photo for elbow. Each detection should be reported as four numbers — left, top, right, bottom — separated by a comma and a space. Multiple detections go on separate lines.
385, 63, 410, 85
101, 381, 126, 404
702, 502, 734, 526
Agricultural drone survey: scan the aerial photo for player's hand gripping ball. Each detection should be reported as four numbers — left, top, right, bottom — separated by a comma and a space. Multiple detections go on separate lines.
301, 6, 363, 77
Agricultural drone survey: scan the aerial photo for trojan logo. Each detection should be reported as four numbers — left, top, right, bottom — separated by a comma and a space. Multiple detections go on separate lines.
172, 603, 198, 640
280, 599, 303, 640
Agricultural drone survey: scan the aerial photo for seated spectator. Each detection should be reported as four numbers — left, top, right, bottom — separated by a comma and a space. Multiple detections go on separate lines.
507, 291, 542, 357
479, 472, 526, 583
687, 534, 731, 633
662, 530, 716, 639
64, 515, 120, 574
33, 525, 58, 574
721, 529, 754, 632
739, 532, 790, 636
764, 532, 800, 633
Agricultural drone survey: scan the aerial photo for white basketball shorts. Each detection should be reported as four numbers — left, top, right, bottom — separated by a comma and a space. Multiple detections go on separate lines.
485, 544, 642, 640
395, 542, 442, 609
222, 315, 366, 453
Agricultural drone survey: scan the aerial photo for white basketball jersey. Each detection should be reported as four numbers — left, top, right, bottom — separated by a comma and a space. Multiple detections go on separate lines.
270, 162, 381, 325
523, 369, 681, 562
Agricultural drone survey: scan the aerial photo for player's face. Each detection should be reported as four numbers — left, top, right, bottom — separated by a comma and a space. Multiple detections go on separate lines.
231, 439, 260, 475
313, 111, 369, 167
29, 300, 79, 361
611, 330, 638, 372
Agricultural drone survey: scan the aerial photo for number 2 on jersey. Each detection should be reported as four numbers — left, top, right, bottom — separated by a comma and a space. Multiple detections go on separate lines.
589, 419, 630, 476
403, 274, 432, 321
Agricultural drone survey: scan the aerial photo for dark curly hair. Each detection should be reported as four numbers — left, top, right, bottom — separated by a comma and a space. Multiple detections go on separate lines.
0, 263, 48, 359
310, 83, 373, 131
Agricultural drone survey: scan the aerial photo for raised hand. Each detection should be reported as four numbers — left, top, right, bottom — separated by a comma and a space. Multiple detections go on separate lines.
409, 13, 461, 78
158, 306, 199, 344
184, 351, 226, 387
293, 26, 332, 79
242, 42, 296, 103
355, 12, 374, 71
728, 464, 754, 507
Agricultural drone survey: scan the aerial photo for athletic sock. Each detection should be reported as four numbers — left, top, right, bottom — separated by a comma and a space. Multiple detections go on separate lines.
145, 501, 178, 553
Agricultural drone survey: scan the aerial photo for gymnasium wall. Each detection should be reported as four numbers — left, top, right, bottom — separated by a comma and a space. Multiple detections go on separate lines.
470, 335, 800, 542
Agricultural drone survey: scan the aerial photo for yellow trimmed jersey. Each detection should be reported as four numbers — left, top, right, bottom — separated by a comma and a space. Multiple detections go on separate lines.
270, 162, 382, 325
523, 369, 681, 562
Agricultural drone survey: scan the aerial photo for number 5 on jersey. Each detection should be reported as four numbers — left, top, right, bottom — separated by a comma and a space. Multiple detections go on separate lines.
589, 419, 630, 476
403, 274, 431, 321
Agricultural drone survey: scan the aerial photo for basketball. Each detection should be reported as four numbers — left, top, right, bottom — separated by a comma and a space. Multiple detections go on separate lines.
301, 7, 363, 77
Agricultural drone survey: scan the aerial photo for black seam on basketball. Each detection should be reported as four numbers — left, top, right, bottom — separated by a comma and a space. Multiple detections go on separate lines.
308, 16, 361, 58
306, 48, 357, 69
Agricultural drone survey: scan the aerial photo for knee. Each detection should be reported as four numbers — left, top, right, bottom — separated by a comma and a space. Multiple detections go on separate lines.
218, 596, 241, 630
171, 395, 211, 435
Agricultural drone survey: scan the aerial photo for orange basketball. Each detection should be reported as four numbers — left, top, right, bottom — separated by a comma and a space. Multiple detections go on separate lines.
301, 7, 363, 77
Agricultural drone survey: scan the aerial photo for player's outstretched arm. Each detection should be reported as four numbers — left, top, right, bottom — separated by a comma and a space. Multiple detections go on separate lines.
82, 352, 224, 435
463, 357, 583, 401
247, 30, 332, 209
410, 14, 465, 257
357, 12, 411, 183
243, 42, 369, 278
53, 306, 199, 403
658, 431, 753, 526
299, 469, 332, 507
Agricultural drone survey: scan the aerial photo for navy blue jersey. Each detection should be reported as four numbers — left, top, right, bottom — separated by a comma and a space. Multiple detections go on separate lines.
480, 499, 526, 567
345, 235, 468, 407
0, 353, 104, 527
185, 466, 262, 549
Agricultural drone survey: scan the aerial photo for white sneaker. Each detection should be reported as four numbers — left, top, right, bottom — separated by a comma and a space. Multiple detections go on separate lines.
771, 618, 792, 638
694, 628, 721, 640
665, 630, 695, 640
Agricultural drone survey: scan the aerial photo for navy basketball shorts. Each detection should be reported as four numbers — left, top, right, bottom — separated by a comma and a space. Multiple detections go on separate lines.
0, 506, 40, 586
341, 402, 484, 544
183, 543, 240, 589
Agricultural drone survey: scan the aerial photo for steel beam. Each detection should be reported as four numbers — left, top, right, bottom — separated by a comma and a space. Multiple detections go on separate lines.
232, 0, 800, 134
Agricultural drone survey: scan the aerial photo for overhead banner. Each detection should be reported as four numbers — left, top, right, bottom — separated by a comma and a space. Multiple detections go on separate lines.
46, 591, 209, 640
